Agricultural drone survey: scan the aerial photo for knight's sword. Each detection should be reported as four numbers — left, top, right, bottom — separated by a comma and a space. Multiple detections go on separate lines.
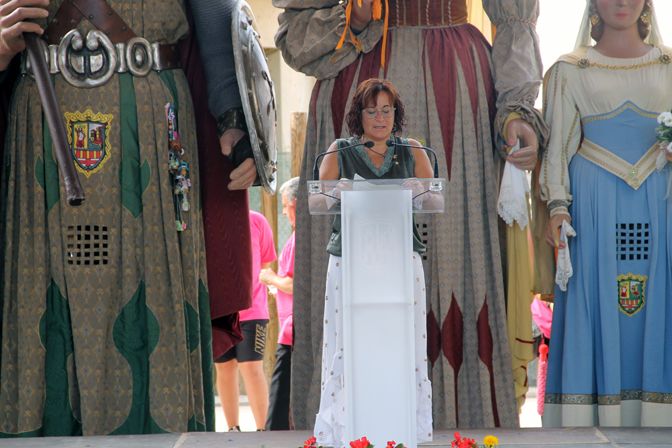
25, 33, 85, 206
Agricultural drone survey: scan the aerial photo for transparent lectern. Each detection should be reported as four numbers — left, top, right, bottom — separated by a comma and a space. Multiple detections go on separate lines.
308, 178, 445, 448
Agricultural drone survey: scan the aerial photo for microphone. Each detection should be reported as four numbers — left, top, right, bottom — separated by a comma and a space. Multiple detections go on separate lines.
386, 138, 439, 178
313, 140, 375, 180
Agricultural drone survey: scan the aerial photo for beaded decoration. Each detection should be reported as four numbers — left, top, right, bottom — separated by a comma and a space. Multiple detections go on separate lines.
166, 103, 191, 232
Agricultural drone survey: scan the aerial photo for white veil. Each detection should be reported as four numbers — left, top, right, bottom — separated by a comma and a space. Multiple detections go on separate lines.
574, 0, 663, 49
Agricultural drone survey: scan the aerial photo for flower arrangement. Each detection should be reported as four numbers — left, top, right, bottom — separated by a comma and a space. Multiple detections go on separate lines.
302, 432, 497, 448
302, 435, 405, 448
656, 111, 672, 155
451, 432, 499, 448
656, 112, 672, 196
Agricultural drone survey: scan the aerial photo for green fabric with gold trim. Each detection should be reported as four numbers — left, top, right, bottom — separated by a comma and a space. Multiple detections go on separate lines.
0, 0, 213, 436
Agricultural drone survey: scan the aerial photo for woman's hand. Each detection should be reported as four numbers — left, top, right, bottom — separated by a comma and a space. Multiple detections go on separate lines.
545, 213, 571, 249
402, 178, 424, 198
505, 118, 539, 171
330, 178, 353, 200
0, 0, 49, 71
350, 0, 374, 32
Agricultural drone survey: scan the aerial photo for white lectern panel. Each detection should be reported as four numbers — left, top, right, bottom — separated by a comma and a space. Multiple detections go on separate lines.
341, 189, 417, 448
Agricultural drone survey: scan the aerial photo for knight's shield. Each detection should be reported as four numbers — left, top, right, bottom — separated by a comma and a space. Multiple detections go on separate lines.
232, 1, 278, 194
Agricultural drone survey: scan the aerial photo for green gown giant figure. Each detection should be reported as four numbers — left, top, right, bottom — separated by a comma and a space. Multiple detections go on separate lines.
0, 0, 259, 436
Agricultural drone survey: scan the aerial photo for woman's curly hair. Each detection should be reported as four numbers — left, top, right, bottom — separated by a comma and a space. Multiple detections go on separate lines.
345, 78, 406, 137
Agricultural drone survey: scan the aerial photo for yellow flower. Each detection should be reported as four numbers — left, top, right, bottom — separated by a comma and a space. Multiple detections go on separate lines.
483, 435, 499, 447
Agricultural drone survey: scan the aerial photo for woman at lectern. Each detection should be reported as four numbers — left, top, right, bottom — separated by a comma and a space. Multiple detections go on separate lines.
314, 78, 433, 447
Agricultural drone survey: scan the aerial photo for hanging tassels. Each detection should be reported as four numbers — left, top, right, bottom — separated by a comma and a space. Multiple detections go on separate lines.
537, 336, 549, 416
379, 0, 389, 69
531, 298, 552, 417
335, 0, 352, 49
336, 0, 363, 52
372, 0, 382, 19
336, 0, 388, 68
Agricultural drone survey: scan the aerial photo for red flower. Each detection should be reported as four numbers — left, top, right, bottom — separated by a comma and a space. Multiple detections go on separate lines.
350, 436, 372, 448
451, 432, 478, 448
386, 441, 396, 448
303, 435, 317, 448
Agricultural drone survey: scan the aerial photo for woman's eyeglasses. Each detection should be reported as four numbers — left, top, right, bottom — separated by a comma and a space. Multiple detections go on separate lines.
362, 106, 395, 119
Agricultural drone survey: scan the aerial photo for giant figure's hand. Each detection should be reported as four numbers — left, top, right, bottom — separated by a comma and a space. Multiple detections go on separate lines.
505, 118, 539, 171
545, 213, 571, 249
228, 158, 256, 190
664, 145, 672, 162
218, 128, 245, 157
350, 0, 374, 32
0, 0, 49, 71
219, 128, 256, 190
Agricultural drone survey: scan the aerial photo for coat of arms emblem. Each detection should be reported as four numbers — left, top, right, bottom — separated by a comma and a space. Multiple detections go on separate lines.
617, 273, 647, 316
65, 109, 113, 177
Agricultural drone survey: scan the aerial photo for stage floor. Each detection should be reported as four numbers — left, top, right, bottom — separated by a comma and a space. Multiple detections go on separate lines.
2, 428, 672, 448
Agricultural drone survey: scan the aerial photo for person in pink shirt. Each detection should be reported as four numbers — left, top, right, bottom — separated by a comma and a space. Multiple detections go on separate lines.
260, 177, 298, 430
216, 210, 277, 431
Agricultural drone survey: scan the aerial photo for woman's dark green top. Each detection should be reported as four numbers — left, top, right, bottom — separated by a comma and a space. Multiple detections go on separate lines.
326, 136, 427, 257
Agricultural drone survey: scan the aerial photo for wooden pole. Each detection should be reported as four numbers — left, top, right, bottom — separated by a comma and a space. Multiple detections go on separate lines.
290, 112, 307, 177
261, 188, 278, 382
262, 112, 307, 384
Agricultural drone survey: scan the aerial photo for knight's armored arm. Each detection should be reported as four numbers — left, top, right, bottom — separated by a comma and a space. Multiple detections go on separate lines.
190, 0, 278, 191
189, 0, 245, 135
0, 60, 13, 83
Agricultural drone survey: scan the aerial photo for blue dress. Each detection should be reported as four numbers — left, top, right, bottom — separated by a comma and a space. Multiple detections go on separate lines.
540, 47, 672, 427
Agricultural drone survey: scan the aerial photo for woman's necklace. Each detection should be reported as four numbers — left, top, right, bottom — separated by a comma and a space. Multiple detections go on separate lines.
362, 137, 390, 158
363, 139, 399, 166
366, 146, 388, 158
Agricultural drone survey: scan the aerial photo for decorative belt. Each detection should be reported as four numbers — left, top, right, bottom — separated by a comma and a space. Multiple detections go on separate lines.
388, 0, 468, 27
577, 139, 659, 190
22, 30, 181, 88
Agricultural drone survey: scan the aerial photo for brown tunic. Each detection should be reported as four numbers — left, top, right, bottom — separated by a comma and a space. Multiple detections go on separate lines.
0, 0, 216, 436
